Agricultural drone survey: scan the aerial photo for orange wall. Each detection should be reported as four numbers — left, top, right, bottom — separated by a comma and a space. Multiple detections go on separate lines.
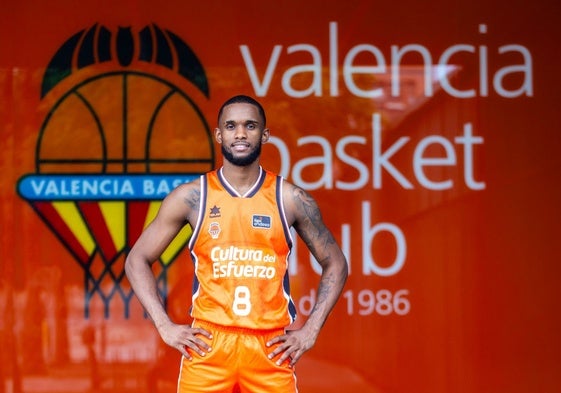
1, 1, 561, 392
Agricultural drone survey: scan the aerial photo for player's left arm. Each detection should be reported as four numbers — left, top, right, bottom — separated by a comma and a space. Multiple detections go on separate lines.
267, 181, 348, 366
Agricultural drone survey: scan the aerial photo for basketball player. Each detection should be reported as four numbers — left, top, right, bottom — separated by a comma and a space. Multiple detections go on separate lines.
125, 95, 348, 392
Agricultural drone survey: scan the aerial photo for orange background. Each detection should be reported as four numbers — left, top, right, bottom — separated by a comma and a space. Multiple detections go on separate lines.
2, 1, 561, 392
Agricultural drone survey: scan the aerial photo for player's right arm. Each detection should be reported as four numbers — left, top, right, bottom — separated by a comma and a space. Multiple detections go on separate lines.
124, 179, 212, 360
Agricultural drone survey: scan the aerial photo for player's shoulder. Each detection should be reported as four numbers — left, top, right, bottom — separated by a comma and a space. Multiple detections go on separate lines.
280, 178, 311, 199
162, 177, 202, 207
279, 178, 319, 221
170, 177, 201, 195
157, 177, 203, 224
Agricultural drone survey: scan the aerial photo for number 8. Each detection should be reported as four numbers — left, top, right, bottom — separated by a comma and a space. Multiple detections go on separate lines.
233, 286, 251, 316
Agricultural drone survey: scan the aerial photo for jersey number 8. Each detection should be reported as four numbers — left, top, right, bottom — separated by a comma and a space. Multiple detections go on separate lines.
233, 286, 251, 316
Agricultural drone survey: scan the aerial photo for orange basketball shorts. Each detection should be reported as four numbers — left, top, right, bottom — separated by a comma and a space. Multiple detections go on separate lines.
177, 320, 298, 393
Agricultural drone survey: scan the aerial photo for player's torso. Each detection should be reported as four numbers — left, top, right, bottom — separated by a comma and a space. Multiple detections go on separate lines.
188, 168, 296, 329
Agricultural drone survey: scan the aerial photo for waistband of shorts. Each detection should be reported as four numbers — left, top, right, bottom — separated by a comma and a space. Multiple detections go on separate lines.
193, 319, 285, 336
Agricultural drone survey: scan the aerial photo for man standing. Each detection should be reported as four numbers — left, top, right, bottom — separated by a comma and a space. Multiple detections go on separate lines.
125, 95, 348, 392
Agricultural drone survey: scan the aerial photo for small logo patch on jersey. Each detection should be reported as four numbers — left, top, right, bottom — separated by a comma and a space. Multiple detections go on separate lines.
209, 205, 221, 218
208, 222, 221, 239
252, 215, 271, 229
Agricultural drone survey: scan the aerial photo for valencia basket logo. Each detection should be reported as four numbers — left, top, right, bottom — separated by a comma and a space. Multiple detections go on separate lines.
17, 24, 214, 318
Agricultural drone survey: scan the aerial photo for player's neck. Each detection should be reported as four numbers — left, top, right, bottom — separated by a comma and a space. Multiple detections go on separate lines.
220, 161, 262, 195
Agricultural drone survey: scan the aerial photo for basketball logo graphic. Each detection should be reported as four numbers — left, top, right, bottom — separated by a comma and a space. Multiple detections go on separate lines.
17, 23, 214, 318
208, 222, 221, 239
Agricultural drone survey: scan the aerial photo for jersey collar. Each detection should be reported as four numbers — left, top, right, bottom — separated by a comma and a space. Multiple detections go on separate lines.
217, 166, 266, 198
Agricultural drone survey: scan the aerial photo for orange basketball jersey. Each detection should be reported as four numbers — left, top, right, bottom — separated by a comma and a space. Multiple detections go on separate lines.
188, 167, 297, 330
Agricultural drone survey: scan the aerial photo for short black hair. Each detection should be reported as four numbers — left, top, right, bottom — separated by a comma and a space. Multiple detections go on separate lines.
217, 95, 266, 127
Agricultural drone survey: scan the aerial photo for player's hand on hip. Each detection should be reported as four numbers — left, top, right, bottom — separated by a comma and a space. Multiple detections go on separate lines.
157, 322, 213, 360
266, 328, 317, 367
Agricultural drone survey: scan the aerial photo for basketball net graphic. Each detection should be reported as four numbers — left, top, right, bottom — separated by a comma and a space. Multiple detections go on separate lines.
17, 24, 214, 318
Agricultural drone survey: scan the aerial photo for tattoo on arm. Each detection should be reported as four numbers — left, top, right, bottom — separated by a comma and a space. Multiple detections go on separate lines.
181, 187, 200, 226
184, 188, 200, 211
311, 270, 337, 314
293, 187, 336, 263
291, 185, 348, 331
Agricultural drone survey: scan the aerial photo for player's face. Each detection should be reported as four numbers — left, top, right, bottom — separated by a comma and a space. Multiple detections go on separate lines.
215, 103, 269, 167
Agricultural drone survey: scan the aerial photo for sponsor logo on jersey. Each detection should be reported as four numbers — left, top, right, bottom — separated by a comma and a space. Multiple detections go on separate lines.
210, 246, 278, 279
252, 214, 271, 229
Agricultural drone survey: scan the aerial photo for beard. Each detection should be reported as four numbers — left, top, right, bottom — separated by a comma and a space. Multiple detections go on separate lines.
221, 142, 262, 167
